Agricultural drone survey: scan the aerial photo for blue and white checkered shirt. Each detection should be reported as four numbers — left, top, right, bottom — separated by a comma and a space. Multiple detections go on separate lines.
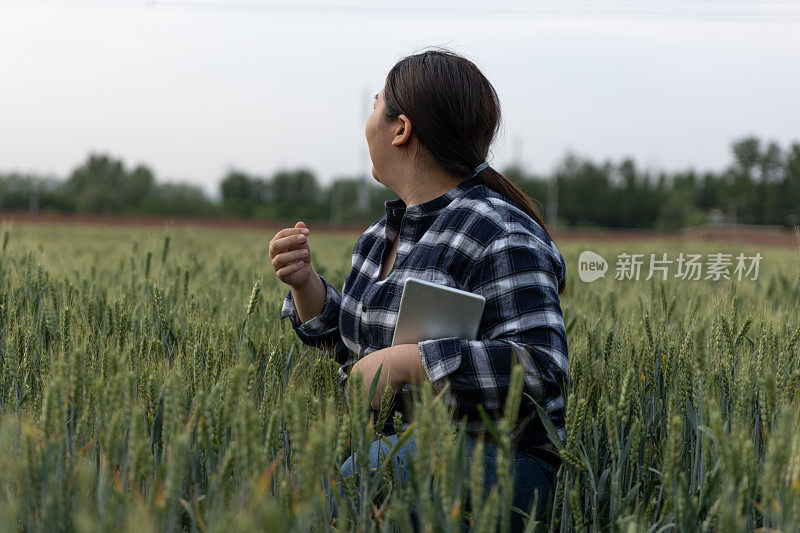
281, 175, 569, 453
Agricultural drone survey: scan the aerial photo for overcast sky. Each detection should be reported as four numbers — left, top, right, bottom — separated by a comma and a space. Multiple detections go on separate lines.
1, 0, 799, 196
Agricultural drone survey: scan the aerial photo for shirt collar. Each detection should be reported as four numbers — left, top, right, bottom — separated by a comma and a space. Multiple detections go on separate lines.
384, 175, 482, 220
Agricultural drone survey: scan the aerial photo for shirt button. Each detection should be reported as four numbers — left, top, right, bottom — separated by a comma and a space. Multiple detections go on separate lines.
362, 305, 367, 312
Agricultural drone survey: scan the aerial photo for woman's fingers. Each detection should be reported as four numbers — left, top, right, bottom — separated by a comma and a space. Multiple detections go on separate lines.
270, 226, 308, 245
271, 248, 309, 270
276, 259, 306, 279
269, 223, 312, 287
269, 231, 309, 259
270, 228, 307, 247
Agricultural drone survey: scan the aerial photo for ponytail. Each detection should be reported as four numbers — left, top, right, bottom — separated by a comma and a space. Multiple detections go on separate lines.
477, 168, 566, 295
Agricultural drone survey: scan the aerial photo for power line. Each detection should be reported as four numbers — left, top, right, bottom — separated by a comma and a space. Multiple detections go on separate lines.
8, 0, 800, 22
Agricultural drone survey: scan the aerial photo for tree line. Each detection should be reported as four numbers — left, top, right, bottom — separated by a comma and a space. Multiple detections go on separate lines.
1, 135, 798, 229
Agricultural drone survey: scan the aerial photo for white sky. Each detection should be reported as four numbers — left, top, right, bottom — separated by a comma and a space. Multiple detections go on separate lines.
1, 0, 799, 197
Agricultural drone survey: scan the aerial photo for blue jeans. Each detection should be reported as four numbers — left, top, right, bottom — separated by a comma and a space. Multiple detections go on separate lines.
336, 433, 558, 530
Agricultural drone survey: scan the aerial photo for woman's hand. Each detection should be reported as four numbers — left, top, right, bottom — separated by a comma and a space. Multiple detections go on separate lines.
351, 344, 429, 409
268, 221, 313, 288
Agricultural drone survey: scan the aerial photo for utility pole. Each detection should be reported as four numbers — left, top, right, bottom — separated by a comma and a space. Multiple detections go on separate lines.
358, 87, 371, 214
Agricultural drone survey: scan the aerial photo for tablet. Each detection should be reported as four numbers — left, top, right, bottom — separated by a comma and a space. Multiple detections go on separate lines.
391, 276, 486, 346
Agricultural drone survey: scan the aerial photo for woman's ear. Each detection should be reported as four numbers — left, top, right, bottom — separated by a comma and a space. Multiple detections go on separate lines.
391, 114, 413, 147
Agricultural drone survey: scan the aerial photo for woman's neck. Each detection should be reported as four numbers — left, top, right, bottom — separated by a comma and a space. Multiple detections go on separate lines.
390, 168, 464, 207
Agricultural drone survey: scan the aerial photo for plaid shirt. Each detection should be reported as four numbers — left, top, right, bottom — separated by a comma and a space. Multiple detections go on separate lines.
280, 175, 569, 453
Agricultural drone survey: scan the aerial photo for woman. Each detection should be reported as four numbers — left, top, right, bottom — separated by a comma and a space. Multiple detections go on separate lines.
270, 48, 569, 528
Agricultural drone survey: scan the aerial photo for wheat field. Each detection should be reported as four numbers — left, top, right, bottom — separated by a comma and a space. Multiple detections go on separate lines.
0, 223, 798, 532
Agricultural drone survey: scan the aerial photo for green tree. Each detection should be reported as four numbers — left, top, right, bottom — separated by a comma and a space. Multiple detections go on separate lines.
67, 153, 127, 214
220, 170, 258, 216
127, 164, 156, 206
267, 169, 320, 220
141, 183, 215, 216
779, 143, 800, 226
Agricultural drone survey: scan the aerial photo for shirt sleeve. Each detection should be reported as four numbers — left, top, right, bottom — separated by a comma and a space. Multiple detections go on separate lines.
417, 231, 569, 442
280, 272, 351, 365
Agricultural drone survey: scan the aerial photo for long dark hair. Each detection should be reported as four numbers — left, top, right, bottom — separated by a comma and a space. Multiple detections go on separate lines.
381, 47, 566, 295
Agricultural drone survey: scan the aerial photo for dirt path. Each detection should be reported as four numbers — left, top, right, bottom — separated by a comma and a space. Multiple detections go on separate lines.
2, 211, 798, 248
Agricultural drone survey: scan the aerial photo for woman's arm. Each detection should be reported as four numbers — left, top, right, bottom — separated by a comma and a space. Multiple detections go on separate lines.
415, 232, 570, 442
280, 266, 350, 364
290, 266, 327, 324
351, 343, 428, 408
